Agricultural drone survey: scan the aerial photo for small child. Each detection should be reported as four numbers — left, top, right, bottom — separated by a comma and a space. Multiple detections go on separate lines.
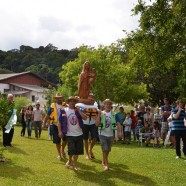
135, 120, 143, 142
123, 113, 132, 144
153, 121, 160, 147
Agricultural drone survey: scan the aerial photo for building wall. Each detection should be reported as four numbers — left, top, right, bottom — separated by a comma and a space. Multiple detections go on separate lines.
27, 91, 46, 108
0, 83, 9, 93
0, 74, 48, 87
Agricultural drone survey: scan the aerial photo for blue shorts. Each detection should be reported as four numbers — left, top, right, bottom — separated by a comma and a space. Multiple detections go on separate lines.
143, 134, 154, 139
50, 124, 66, 144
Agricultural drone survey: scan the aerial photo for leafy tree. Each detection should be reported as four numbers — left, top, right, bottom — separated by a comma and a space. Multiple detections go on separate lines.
59, 45, 148, 104
0, 68, 13, 74
43, 85, 56, 114
120, 0, 186, 105
0, 44, 79, 84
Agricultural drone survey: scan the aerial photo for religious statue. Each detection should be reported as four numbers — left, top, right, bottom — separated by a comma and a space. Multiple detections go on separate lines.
78, 61, 96, 100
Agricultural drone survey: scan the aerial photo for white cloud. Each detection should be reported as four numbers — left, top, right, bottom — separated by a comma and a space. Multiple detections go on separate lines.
0, 0, 141, 51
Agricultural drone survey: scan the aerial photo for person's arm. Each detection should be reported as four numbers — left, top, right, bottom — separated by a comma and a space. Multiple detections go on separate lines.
42, 115, 50, 128
41, 110, 45, 121
140, 128, 144, 134
173, 107, 182, 119
115, 114, 122, 138
76, 107, 87, 120
95, 110, 101, 126
24, 112, 27, 122
58, 112, 63, 138
31, 111, 34, 121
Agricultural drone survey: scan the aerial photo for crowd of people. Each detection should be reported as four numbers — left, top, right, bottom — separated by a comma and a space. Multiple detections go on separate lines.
2, 94, 186, 171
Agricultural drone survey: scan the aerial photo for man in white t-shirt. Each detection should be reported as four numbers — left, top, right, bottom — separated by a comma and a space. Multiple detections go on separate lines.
58, 96, 87, 171
33, 102, 44, 139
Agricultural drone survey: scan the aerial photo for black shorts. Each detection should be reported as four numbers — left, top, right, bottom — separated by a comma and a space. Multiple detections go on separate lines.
82, 124, 98, 140
124, 131, 130, 138
50, 124, 61, 144
67, 135, 84, 155
170, 130, 175, 137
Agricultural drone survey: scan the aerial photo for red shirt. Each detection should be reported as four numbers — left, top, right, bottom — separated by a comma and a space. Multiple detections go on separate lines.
130, 114, 137, 129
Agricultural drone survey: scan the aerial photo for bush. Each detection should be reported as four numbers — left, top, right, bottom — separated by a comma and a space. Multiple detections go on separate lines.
0, 93, 14, 128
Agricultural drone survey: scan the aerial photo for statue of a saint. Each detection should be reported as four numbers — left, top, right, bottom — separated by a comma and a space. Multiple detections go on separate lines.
78, 61, 96, 99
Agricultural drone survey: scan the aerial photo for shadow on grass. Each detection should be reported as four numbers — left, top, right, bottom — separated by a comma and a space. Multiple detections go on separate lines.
0, 161, 34, 179
0, 145, 29, 155
76, 159, 157, 186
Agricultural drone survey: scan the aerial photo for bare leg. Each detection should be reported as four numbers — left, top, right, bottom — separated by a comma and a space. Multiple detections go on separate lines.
89, 138, 96, 158
73, 155, 79, 171
61, 140, 67, 158
66, 155, 72, 168
84, 139, 89, 159
56, 143, 61, 158
103, 151, 109, 170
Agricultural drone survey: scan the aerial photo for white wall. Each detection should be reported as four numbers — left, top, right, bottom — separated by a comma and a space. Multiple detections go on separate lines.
29, 91, 46, 108
0, 83, 9, 93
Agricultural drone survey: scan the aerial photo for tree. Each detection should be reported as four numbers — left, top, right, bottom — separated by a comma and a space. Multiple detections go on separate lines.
59, 45, 148, 104
120, 0, 186, 105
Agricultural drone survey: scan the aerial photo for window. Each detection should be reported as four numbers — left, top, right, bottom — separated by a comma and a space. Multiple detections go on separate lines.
32, 95, 35, 102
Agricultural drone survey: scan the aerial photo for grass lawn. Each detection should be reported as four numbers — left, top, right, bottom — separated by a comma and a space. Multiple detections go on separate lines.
0, 126, 186, 186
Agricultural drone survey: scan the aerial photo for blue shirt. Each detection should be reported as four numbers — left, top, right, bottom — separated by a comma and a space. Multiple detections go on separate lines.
171, 108, 186, 131
161, 105, 172, 122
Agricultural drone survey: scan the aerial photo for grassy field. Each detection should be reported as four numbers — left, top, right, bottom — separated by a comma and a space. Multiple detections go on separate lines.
0, 126, 186, 186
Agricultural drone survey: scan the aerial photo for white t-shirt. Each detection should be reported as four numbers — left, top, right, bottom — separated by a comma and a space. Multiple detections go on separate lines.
65, 107, 83, 136
33, 109, 43, 121
83, 117, 95, 125
99, 111, 113, 137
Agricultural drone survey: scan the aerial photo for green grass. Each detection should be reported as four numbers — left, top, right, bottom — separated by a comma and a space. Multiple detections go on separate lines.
0, 126, 186, 186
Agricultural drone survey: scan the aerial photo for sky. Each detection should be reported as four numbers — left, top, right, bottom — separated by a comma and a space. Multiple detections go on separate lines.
0, 0, 144, 51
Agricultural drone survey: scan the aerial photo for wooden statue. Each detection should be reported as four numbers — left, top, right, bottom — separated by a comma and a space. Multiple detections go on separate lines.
78, 61, 96, 100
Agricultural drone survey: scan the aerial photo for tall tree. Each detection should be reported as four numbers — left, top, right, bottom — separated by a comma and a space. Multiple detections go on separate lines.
121, 0, 186, 105
59, 45, 148, 104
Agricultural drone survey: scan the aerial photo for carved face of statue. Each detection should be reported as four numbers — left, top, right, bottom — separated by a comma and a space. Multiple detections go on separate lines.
83, 61, 90, 72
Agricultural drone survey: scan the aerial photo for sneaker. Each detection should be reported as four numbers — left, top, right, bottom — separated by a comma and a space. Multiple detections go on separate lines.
176, 156, 181, 159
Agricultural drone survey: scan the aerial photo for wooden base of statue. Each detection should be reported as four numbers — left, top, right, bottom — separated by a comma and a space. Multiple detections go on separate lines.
77, 98, 94, 105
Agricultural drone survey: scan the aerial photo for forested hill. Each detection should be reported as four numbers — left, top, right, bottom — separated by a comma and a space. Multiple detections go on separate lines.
0, 43, 79, 84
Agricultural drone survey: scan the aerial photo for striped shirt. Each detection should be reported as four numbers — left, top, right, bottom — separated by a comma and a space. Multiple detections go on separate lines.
171, 108, 186, 131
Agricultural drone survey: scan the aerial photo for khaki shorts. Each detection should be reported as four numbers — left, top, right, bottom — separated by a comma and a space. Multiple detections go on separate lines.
99, 135, 113, 152
161, 122, 168, 134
